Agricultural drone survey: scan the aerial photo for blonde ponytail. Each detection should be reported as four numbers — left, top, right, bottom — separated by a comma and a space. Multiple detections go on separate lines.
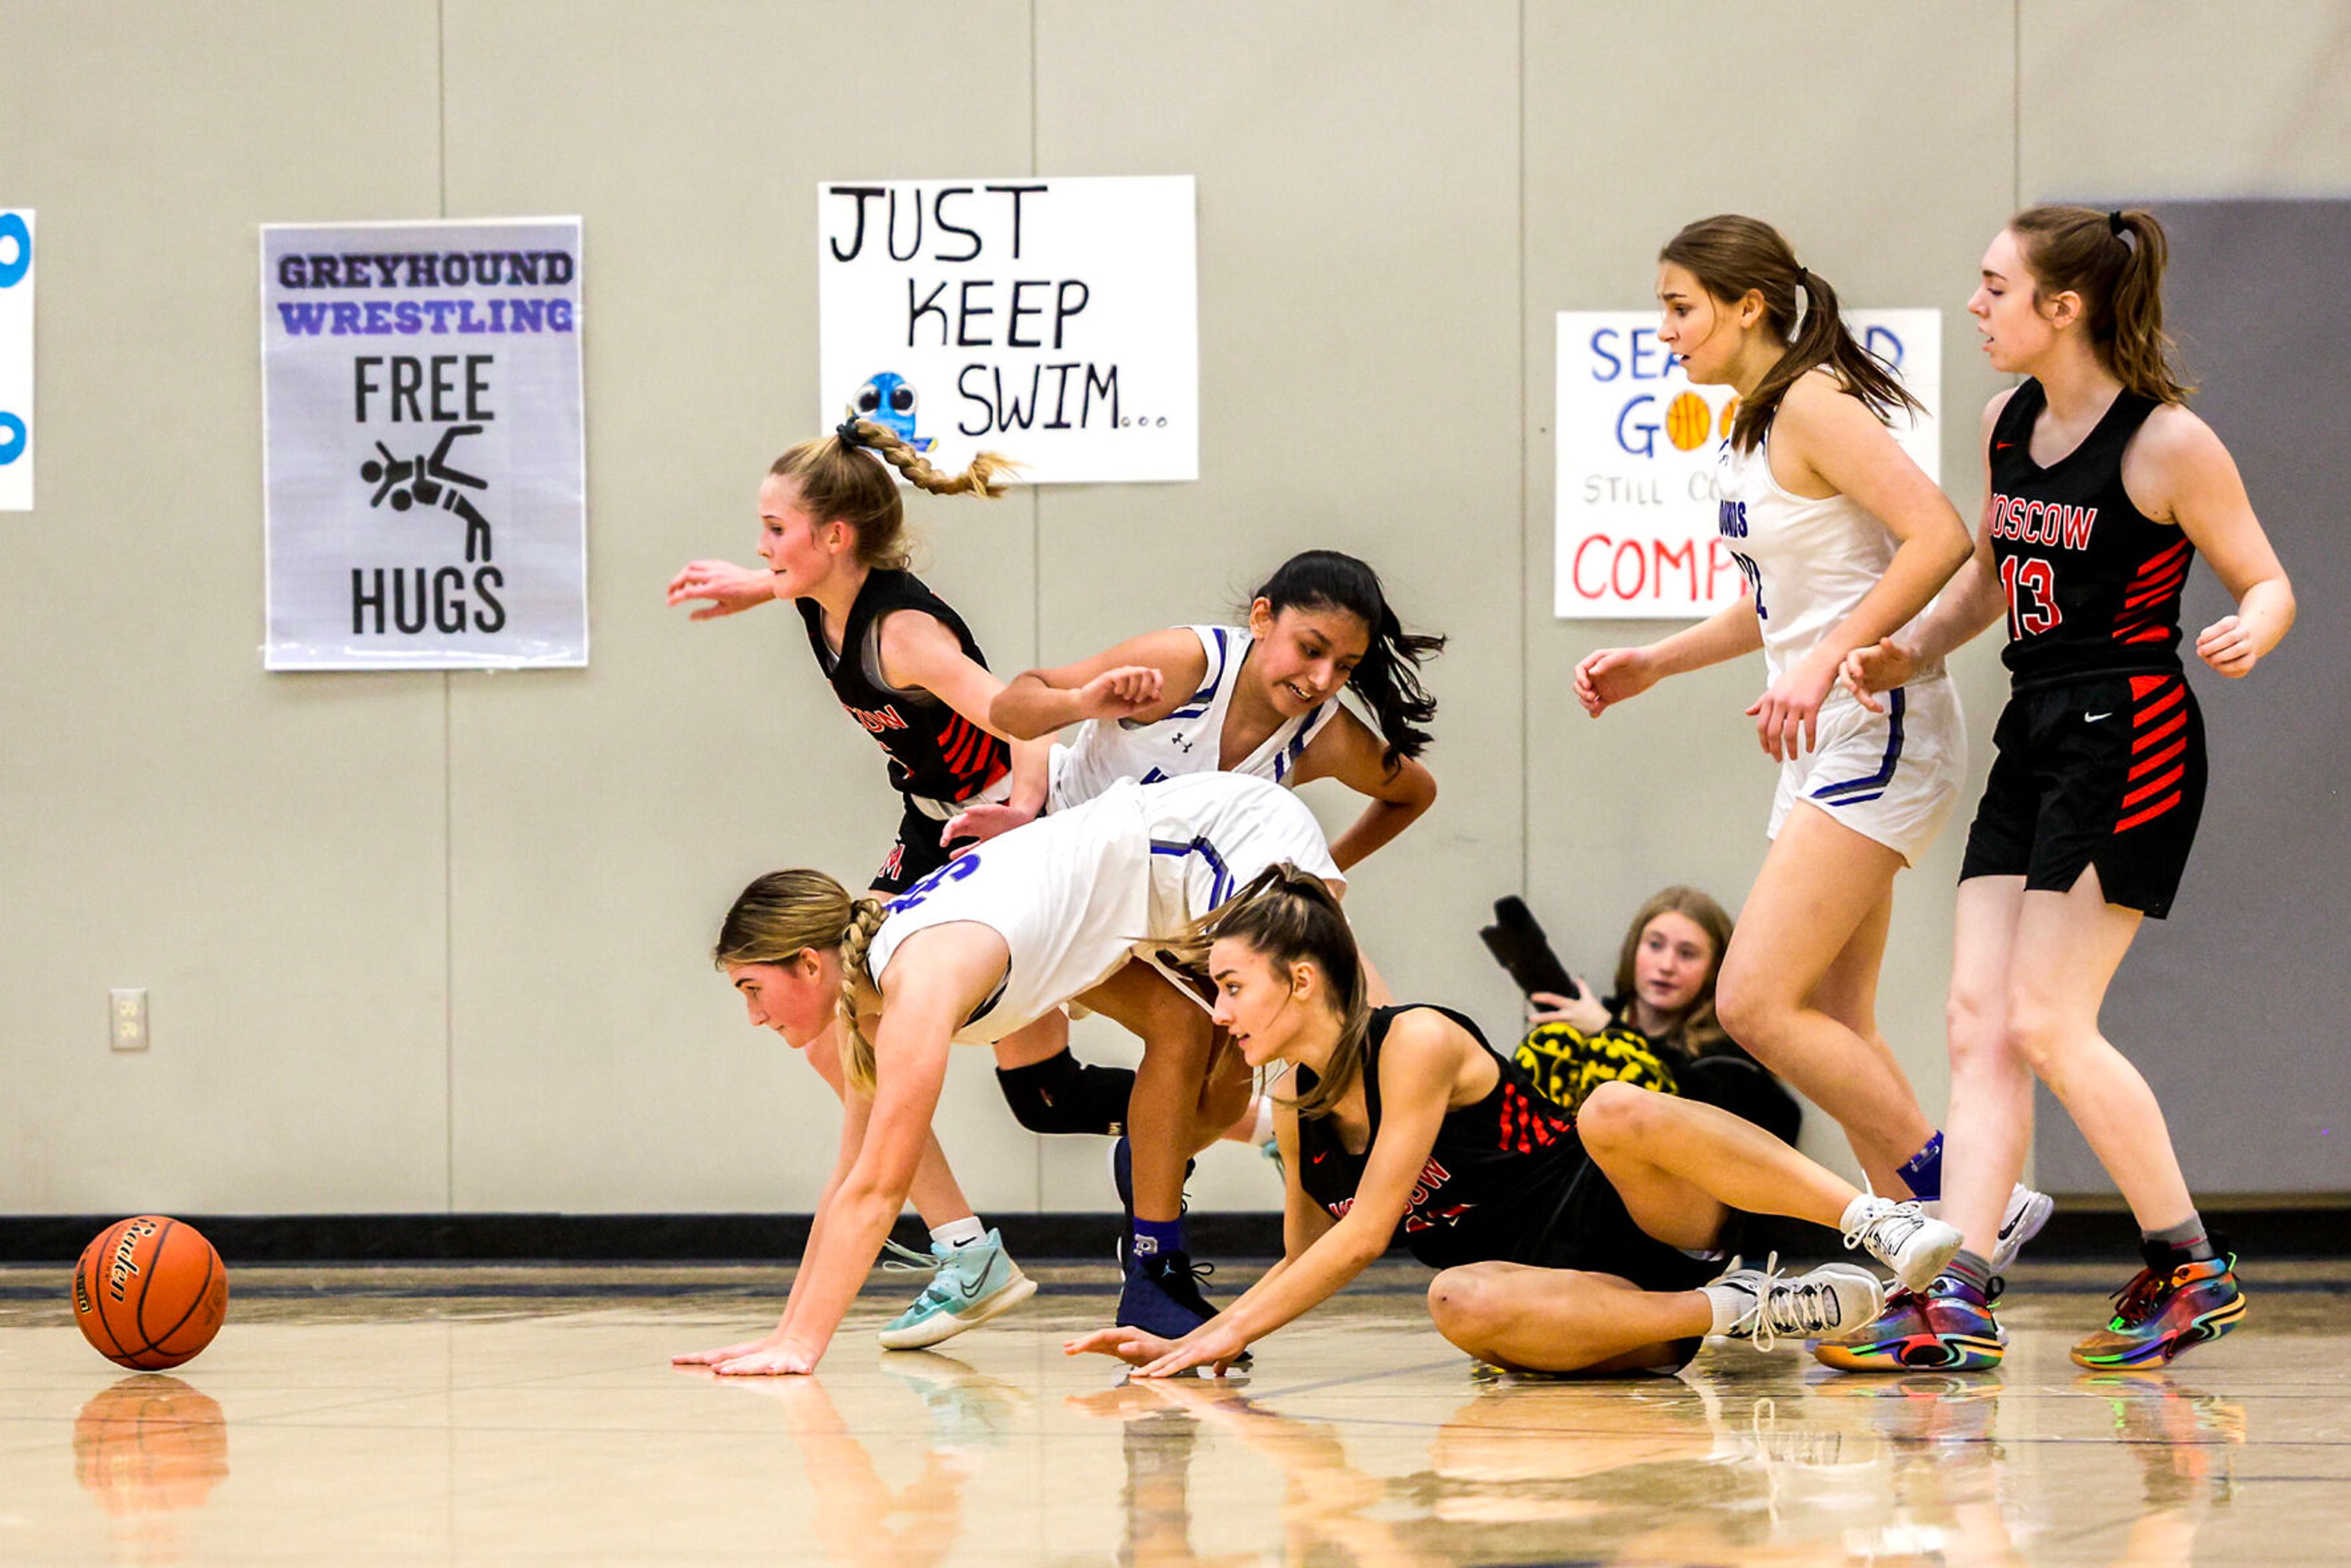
849, 419, 1019, 498
836, 896, 892, 1092
766, 421, 1018, 576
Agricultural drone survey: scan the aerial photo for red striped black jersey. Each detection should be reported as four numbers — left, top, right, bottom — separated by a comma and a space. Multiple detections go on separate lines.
1987, 380, 2195, 691
797, 569, 1010, 805
1294, 1005, 1584, 1270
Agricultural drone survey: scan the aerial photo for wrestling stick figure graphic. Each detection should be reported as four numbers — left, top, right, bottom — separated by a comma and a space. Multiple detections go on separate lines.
361, 424, 495, 562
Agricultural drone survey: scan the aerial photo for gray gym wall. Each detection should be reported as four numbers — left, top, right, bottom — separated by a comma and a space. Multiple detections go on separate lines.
4, 2, 2347, 1221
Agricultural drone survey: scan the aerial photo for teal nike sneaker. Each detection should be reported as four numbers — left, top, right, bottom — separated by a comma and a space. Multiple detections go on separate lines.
876, 1230, 1038, 1351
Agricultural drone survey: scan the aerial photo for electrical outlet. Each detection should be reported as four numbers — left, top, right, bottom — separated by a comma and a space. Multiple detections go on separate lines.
109, 989, 147, 1052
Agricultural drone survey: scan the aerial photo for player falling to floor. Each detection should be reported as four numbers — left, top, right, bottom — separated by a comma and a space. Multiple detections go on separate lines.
1822, 207, 2294, 1371
986, 549, 1443, 1334
1066, 866, 1963, 1379
674, 771, 1346, 1376
1575, 215, 2052, 1264
666, 418, 1066, 1349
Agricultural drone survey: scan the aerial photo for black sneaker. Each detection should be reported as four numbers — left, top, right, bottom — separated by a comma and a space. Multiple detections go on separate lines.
1117, 1250, 1221, 1338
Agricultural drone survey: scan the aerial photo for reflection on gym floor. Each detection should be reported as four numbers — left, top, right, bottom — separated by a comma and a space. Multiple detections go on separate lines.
0, 1262, 2333, 1564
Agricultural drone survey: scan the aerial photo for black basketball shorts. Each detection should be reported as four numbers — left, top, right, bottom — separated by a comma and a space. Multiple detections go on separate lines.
1959, 672, 2207, 919
870, 795, 970, 896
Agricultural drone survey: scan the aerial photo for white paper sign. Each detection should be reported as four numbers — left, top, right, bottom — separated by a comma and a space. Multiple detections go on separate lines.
0, 209, 32, 512
818, 177, 1198, 484
1554, 309, 1940, 619
260, 217, 588, 669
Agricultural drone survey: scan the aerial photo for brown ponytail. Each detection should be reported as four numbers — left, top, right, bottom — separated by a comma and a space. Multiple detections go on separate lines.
768, 421, 1019, 571
1660, 215, 1922, 452
836, 896, 891, 1091
2008, 206, 2192, 403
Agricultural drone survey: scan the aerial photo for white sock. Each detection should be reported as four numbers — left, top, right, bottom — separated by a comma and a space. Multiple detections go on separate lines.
1701, 1281, 1752, 1337
931, 1215, 988, 1249
1840, 1194, 1878, 1234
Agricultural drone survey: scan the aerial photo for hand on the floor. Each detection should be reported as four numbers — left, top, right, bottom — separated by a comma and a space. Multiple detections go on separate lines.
1136, 1320, 1248, 1379
713, 1341, 822, 1376
1062, 1325, 1176, 1366
672, 1336, 775, 1367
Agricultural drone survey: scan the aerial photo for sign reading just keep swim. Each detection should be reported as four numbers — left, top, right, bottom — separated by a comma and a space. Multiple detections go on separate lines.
817, 178, 1199, 484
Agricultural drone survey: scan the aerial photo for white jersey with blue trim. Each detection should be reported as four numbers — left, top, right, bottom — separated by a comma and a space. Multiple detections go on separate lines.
1048, 625, 1343, 812
1715, 418, 1965, 865
864, 772, 1343, 1045
1715, 432, 1945, 686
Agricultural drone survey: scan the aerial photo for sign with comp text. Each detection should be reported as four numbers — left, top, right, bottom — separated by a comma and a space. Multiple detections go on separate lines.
0, 209, 31, 511
819, 177, 1197, 484
260, 217, 587, 669
1554, 309, 1940, 619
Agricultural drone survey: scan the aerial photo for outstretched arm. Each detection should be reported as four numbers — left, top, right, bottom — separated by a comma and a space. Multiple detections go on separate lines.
1130, 1016, 1461, 1375
1573, 599, 1763, 718
879, 610, 1056, 842
672, 1049, 874, 1368
667, 558, 779, 620
708, 942, 992, 1374
989, 627, 1210, 738
1291, 710, 1438, 871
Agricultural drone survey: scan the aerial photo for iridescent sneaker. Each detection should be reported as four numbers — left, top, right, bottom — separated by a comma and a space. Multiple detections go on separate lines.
1814, 1275, 2004, 1373
875, 1230, 1038, 1351
1840, 1195, 1965, 1291
2070, 1253, 2246, 1369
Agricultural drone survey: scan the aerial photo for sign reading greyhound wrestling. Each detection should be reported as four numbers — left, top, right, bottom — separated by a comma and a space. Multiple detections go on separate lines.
260, 217, 587, 669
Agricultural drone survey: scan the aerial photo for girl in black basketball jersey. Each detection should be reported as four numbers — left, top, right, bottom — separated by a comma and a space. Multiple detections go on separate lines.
667, 419, 1069, 1349
1065, 867, 1963, 1378
1834, 208, 2295, 1371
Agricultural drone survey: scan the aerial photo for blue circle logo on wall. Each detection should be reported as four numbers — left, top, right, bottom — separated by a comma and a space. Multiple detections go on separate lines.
0, 413, 24, 465
0, 212, 29, 289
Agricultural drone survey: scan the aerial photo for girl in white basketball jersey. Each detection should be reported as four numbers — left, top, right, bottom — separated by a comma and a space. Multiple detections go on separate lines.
673, 771, 1343, 1376
1577, 217, 2046, 1259
993, 551, 1442, 858
985, 550, 1442, 1308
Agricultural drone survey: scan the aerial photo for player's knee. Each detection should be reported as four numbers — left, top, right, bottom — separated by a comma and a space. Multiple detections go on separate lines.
1711, 973, 1782, 1056
996, 1050, 1133, 1137
2000, 997, 2074, 1080
1945, 984, 2008, 1068
1576, 1080, 1655, 1150
1427, 1265, 1509, 1346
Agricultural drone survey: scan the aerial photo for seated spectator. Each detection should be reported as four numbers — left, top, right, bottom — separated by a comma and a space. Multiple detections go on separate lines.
1514, 887, 1801, 1146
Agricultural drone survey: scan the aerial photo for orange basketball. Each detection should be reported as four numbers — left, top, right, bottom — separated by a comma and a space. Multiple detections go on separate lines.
1665, 391, 1713, 452
73, 1217, 228, 1371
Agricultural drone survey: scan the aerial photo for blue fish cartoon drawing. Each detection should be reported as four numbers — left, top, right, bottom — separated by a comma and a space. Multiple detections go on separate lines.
850, 372, 932, 452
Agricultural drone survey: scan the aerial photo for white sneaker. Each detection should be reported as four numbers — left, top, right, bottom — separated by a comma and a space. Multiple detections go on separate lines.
1708, 1256, 1885, 1353
1840, 1196, 1964, 1292
1992, 1184, 2055, 1273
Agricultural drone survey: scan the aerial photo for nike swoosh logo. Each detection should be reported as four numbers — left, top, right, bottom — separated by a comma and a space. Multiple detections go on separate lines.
1995, 441, 2015, 449
2086, 711, 2112, 722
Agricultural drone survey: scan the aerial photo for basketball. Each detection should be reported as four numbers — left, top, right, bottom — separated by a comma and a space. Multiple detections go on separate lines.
1665, 390, 1714, 451
72, 1217, 228, 1371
